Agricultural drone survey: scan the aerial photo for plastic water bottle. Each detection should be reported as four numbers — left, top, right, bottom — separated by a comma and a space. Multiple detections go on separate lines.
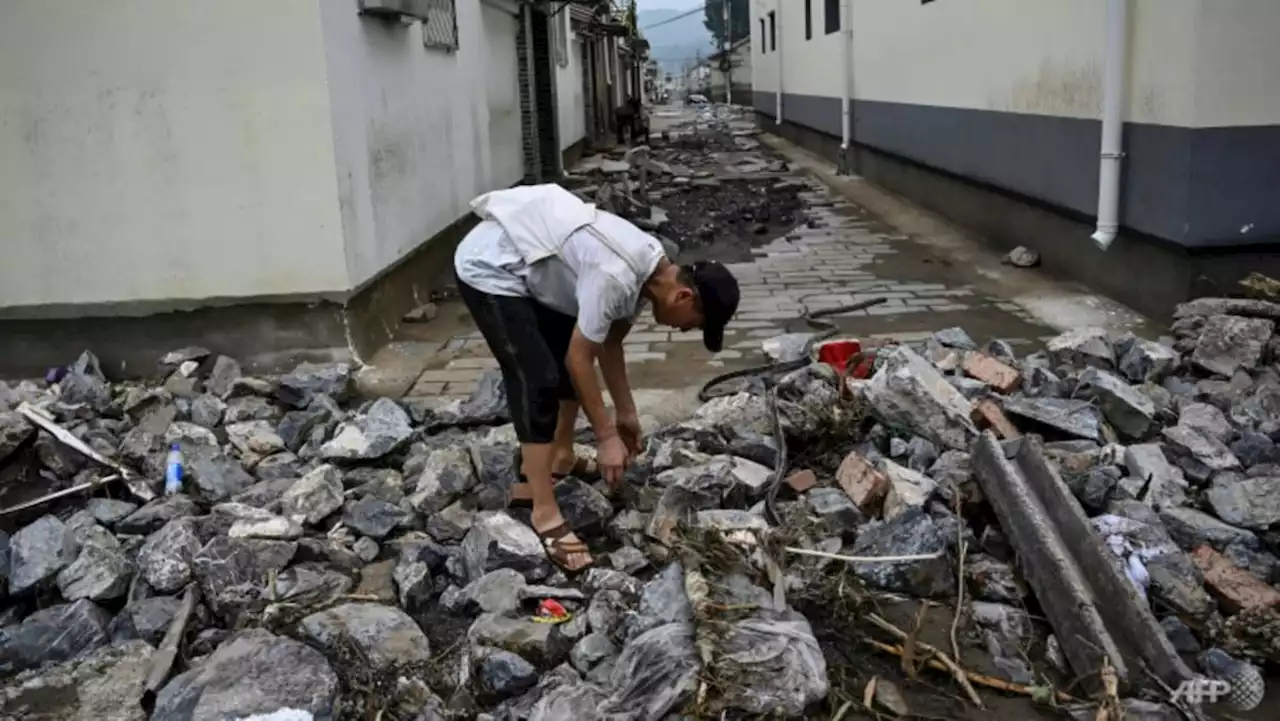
164, 444, 184, 496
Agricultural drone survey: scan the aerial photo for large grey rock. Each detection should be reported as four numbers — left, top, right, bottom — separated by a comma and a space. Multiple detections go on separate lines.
321, 398, 414, 460
1078, 367, 1155, 438
56, 523, 132, 601
0, 411, 33, 464
343, 496, 411, 540
1175, 297, 1280, 320
116, 494, 199, 535
0, 599, 111, 675
277, 361, 353, 408
1160, 506, 1259, 551
1178, 403, 1235, 443
461, 568, 527, 614
1206, 475, 1280, 530
185, 444, 255, 501
863, 345, 976, 451
300, 602, 430, 672
849, 508, 954, 597
1046, 327, 1114, 370
570, 632, 618, 672
468, 613, 558, 665
1118, 338, 1179, 384
1000, 397, 1104, 442
1162, 424, 1240, 475
709, 610, 829, 717
136, 517, 203, 593
554, 478, 614, 532
1234, 431, 1280, 468
204, 355, 242, 397
112, 596, 183, 645
281, 464, 345, 524
406, 446, 477, 513
85, 498, 138, 526
473, 647, 540, 700
1123, 444, 1188, 509
1191, 314, 1275, 377
192, 536, 296, 622
1230, 379, 1280, 437
152, 628, 338, 720
879, 459, 938, 520
0, 639, 153, 721
462, 512, 551, 583
8, 515, 77, 595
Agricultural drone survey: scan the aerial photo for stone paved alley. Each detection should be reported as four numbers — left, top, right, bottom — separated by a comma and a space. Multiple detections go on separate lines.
361, 107, 1155, 424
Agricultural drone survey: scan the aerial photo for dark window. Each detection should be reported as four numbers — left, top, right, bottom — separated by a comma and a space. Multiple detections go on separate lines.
768, 11, 776, 51
759, 18, 766, 53
825, 0, 840, 34
804, 0, 813, 39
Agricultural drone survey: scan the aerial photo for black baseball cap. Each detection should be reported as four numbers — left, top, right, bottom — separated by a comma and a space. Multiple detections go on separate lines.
686, 260, 740, 353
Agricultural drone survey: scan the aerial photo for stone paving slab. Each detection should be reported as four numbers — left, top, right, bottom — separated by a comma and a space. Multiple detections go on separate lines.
367, 133, 1153, 403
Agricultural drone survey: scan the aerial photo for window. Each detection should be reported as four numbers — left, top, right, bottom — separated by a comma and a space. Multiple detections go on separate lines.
824, 0, 840, 35
759, 18, 767, 54
804, 0, 813, 40
768, 11, 776, 52
420, 0, 459, 52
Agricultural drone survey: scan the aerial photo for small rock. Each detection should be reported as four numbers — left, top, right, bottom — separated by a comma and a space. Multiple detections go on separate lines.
1046, 327, 1115, 370
343, 496, 411, 540
281, 464, 345, 524
1160, 506, 1258, 551
1191, 314, 1274, 377
474, 647, 540, 700
226, 506, 304, 541
55, 523, 132, 601
278, 361, 353, 408
136, 517, 203, 593
1119, 338, 1179, 384
878, 459, 937, 520
7, 514, 77, 595
321, 398, 414, 460
1078, 367, 1155, 438
85, 498, 138, 526
570, 632, 617, 672
1003, 246, 1040, 268
850, 508, 954, 597
462, 512, 550, 583
468, 613, 558, 665
300, 602, 431, 672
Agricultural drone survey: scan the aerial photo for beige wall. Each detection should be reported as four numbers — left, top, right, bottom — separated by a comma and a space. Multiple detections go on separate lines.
751, 0, 1280, 129
0, 0, 349, 311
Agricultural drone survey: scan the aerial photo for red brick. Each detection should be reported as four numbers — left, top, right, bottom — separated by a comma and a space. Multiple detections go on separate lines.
971, 399, 1021, 439
836, 452, 889, 512
1192, 545, 1280, 614
785, 469, 817, 493
962, 351, 1022, 393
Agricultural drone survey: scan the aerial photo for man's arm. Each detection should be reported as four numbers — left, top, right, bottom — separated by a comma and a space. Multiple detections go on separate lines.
599, 320, 635, 415
565, 330, 615, 440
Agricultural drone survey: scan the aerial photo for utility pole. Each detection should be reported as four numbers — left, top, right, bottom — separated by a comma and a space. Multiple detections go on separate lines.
721, 0, 732, 105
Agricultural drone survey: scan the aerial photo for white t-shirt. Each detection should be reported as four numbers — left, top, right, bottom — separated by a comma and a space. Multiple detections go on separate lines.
454, 210, 664, 344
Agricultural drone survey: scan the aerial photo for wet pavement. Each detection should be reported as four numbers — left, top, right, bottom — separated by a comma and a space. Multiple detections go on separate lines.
360, 106, 1156, 422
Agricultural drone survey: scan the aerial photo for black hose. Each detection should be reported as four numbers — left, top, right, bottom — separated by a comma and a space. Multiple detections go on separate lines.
698, 297, 888, 525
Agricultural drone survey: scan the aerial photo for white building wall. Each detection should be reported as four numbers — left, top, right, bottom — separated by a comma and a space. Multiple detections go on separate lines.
752, 0, 1280, 130
319, 0, 524, 290
0, 0, 350, 310
554, 12, 586, 152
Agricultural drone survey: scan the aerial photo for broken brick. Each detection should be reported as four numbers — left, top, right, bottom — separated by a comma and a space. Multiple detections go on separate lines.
971, 399, 1021, 439
962, 351, 1022, 393
835, 452, 889, 512
1191, 545, 1280, 614
785, 469, 817, 493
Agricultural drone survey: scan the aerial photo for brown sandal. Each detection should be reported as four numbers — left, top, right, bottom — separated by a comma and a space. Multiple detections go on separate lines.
536, 522, 594, 573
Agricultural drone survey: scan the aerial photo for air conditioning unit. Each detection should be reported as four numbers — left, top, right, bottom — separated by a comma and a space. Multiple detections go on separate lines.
357, 0, 432, 21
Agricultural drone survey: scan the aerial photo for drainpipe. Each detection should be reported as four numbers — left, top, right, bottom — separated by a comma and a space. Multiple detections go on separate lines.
836, 0, 852, 174
1092, 0, 1128, 251
775, 0, 783, 122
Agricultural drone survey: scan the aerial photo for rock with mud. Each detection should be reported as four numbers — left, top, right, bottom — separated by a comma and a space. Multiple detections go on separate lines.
0, 639, 154, 721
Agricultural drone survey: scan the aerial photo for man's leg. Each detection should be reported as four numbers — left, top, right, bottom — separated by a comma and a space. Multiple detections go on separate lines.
455, 280, 592, 571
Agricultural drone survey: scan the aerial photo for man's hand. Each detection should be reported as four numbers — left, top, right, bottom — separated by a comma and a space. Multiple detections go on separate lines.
617, 408, 643, 459
597, 433, 629, 486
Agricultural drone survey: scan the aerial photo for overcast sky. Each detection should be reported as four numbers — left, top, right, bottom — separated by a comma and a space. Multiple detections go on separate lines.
636, 0, 703, 11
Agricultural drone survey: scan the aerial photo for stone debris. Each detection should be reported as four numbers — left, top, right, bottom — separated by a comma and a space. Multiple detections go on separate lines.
1, 110, 1278, 718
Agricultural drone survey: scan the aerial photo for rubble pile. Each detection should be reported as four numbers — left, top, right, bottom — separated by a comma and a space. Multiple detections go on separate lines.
563, 113, 805, 264
1, 296, 1279, 720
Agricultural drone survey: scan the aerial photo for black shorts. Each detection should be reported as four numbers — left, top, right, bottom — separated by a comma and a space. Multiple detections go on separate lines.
456, 274, 577, 444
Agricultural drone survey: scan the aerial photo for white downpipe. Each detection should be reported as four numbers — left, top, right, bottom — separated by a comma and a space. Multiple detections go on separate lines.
1092, 0, 1129, 251
775, 1, 782, 122
837, 0, 852, 172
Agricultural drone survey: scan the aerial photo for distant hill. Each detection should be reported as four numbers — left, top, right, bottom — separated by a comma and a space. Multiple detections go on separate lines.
639, 7, 716, 75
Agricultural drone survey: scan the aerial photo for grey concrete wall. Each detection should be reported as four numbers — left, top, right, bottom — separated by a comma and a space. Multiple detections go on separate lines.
754, 90, 1280, 249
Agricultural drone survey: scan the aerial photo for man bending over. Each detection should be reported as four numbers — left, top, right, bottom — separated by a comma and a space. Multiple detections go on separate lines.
453, 184, 740, 572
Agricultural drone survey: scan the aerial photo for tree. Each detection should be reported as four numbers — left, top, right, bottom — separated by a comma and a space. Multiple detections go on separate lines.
703, 0, 750, 46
